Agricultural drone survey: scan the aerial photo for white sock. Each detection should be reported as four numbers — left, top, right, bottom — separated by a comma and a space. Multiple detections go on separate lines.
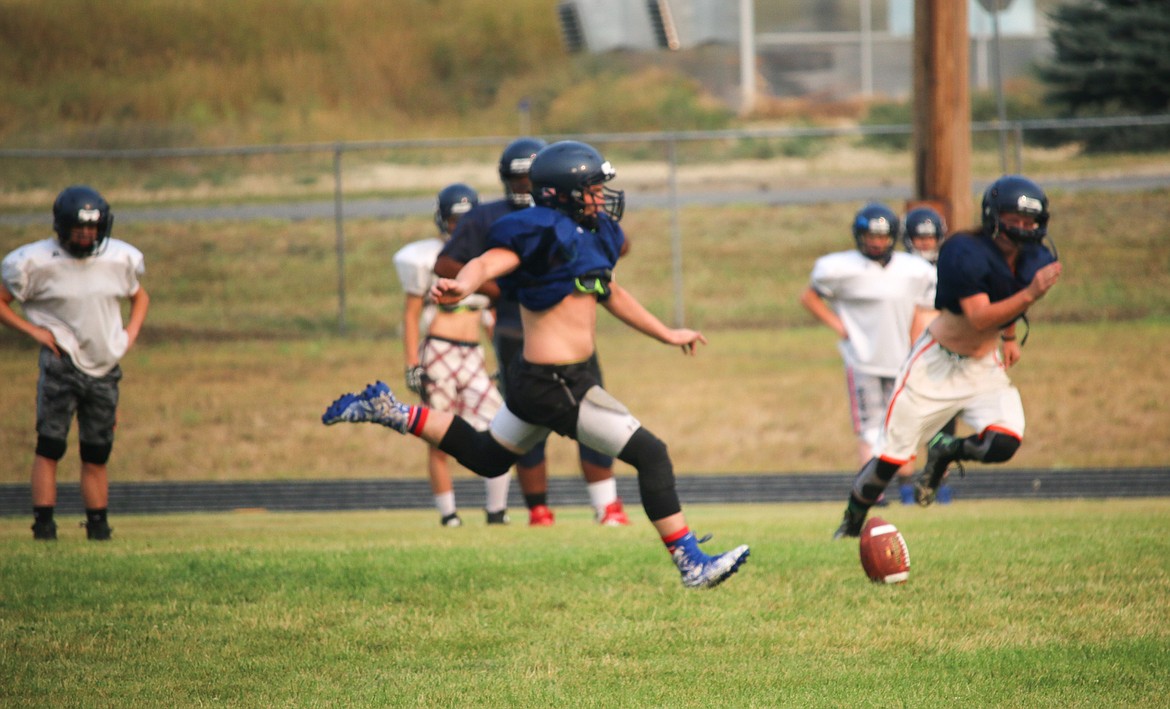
587, 478, 618, 514
434, 491, 457, 517
484, 473, 511, 513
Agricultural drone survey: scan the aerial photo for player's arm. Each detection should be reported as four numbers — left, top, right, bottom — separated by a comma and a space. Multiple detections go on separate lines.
402, 294, 424, 368
602, 282, 706, 355
402, 293, 427, 393
125, 285, 149, 350
431, 248, 519, 305
799, 286, 848, 339
910, 305, 936, 344
435, 254, 501, 301
959, 261, 1062, 333
0, 284, 60, 355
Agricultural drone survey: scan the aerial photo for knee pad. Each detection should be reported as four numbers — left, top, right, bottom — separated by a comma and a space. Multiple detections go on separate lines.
964, 430, 1021, 463
36, 436, 67, 461
618, 428, 680, 521
439, 416, 517, 478
576, 387, 640, 458
79, 441, 113, 465
851, 457, 901, 504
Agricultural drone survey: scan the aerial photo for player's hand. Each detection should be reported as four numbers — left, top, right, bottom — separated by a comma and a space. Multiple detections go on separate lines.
1001, 339, 1022, 368
405, 365, 426, 394
430, 277, 468, 306
30, 326, 61, 356
664, 329, 707, 356
1027, 262, 1062, 300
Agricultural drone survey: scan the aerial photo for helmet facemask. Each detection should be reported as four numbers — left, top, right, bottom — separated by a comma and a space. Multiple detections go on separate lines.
994, 200, 1048, 245
569, 180, 625, 229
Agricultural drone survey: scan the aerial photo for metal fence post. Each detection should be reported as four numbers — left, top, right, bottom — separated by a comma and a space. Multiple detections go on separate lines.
1013, 123, 1024, 174
333, 143, 347, 334
667, 135, 685, 328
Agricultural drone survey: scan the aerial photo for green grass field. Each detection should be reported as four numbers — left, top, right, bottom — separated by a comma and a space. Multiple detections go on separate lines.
2, 500, 1168, 707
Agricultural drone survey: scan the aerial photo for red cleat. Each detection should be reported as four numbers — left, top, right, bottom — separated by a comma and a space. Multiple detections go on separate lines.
597, 499, 631, 526
528, 504, 555, 527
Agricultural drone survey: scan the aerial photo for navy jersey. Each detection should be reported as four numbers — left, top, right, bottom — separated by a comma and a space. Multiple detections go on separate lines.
488, 207, 625, 312
935, 231, 1057, 325
439, 198, 524, 330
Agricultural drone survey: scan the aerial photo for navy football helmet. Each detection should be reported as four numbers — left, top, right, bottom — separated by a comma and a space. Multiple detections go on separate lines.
852, 203, 899, 263
529, 141, 624, 228
902, 206, 946, 263
498, 137, 546, 208
52, 185, 113, 257
981, 175, 1049, 244
434, 183, 479, 236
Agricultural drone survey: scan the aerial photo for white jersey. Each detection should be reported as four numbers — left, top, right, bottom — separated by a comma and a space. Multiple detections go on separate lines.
809, 250, 937, 377
392, 238, 490, 309
2, 237, 145, 377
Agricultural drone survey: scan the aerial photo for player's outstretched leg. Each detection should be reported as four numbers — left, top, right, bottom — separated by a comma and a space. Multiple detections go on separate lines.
321, 381, 415, 433
664, 530, 750, 589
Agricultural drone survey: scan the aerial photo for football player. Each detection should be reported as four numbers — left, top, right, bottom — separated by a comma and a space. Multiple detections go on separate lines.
902, 206, 947, 265
1, 186, 150, 541
393, 183, 512, 526
800, 203, 938, 480
324, 141, 749, 589
835, 175, 1062, 538
433, 137, 630, 528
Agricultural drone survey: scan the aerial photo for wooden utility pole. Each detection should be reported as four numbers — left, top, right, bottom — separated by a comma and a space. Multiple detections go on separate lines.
912, 0, 972, 230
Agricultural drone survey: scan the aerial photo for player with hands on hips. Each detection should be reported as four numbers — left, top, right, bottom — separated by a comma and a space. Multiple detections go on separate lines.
392, 183, 512, 527
325, 141, 748, 589
799, 203, 938, 488
434, 137, 630, 528
0, 186, 150, 541
834, 175, 1062, 539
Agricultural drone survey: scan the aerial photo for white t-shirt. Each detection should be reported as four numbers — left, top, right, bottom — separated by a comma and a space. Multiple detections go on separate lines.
809, 250, 937, 377
2, 237, 145, 377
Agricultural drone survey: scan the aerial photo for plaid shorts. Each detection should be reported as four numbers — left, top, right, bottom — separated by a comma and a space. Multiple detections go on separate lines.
36, 348, 122, 445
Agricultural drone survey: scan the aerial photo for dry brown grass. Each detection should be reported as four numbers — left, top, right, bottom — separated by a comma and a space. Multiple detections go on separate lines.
1, 187, 1168, 483
0, 321, 1166, 484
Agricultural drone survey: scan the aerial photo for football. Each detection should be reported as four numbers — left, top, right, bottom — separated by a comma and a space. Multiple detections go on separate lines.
859, 517, 910, 584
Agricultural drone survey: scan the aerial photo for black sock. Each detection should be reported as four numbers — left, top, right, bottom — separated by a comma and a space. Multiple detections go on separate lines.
524, 493, 548, 510
34, 506, 55, 525
85, 508, 108, 527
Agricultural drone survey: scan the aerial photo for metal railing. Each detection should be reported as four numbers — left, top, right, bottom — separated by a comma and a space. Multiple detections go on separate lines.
4, 114, 1169, 333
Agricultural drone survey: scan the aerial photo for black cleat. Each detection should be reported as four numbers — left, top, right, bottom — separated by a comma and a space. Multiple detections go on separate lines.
915, 432, 964, 507
833, 502, 868, 540
32, 520, 58, 541
440, 513, 463, 528
485, 509, 510, 525
85, 521, 113, 541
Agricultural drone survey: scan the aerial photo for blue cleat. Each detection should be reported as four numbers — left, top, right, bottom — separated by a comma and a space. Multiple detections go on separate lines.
321, 381, 412, 432
670, 534, 751, 589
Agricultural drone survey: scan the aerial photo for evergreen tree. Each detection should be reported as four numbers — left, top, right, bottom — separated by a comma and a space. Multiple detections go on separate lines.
1037, 0, 1170, 151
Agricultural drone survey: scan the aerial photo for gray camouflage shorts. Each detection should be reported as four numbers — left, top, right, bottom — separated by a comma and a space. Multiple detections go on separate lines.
36, 348, 122, 445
